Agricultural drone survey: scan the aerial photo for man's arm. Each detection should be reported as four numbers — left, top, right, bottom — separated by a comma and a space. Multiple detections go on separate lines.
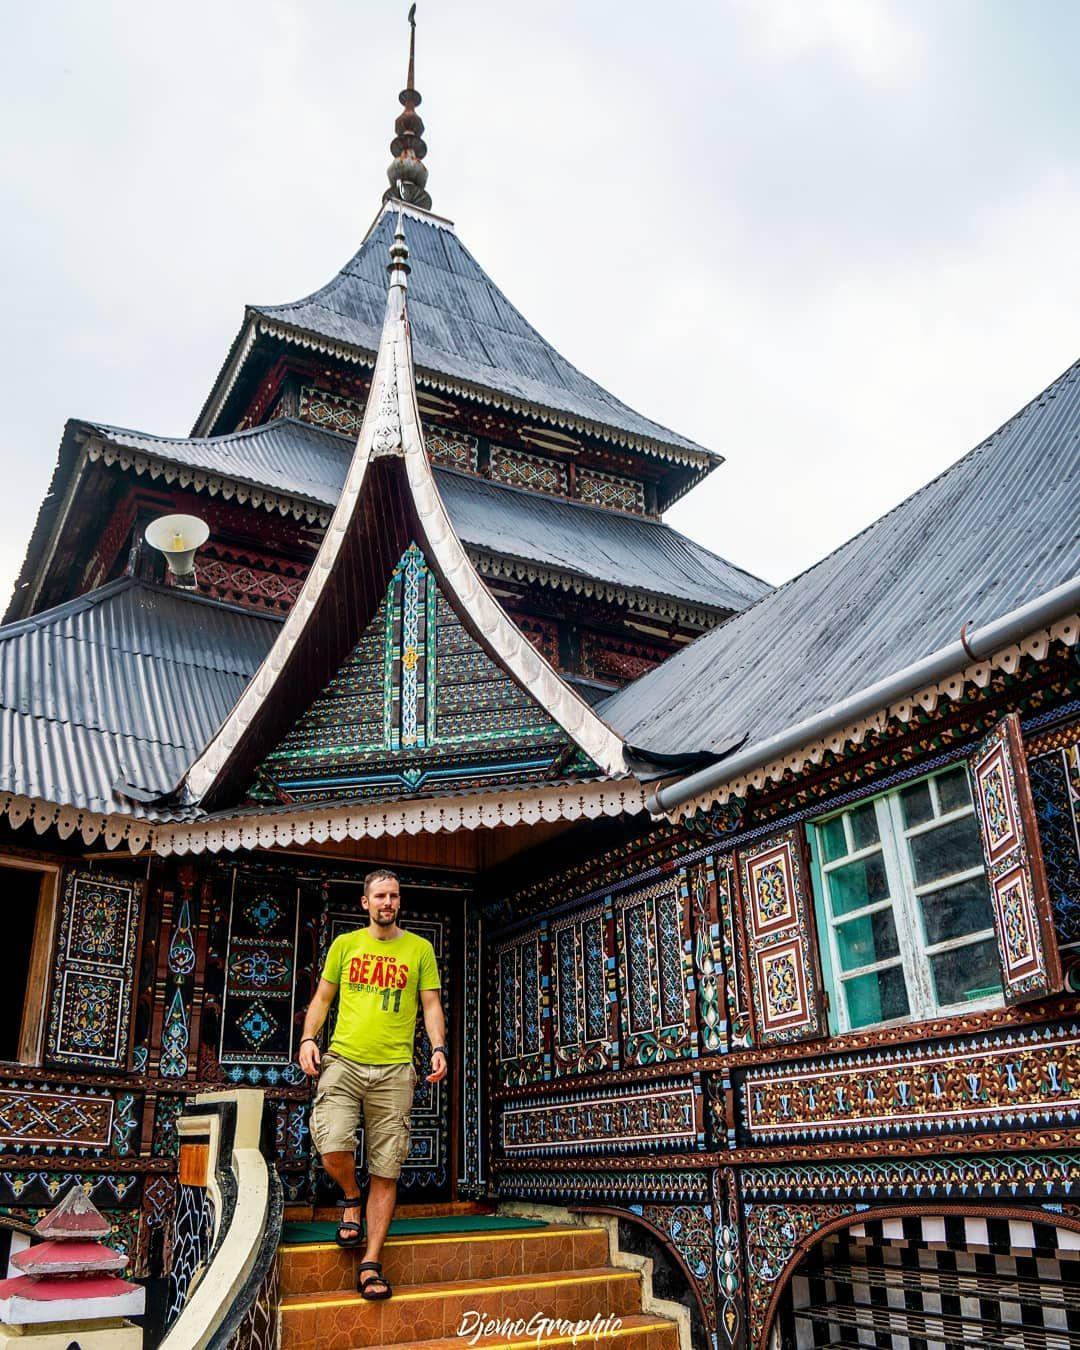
420, 987, 447, 1083
298, 978, 338, 1078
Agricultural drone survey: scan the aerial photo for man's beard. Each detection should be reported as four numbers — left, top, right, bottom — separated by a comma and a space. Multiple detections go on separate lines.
371, 909, 397, 927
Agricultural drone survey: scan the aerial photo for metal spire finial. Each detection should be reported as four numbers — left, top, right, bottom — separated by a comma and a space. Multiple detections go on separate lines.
406, 4, 417, 89
384, 4, 431, 212
388, 195, 411, 287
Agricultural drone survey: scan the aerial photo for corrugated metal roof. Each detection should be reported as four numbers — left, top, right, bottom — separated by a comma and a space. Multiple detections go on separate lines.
86, 417, 348, 506
0, 579, 277, 816
251, 208, 714, 460
436, 469, 768, 612
77, 418, 766, 614
604, 357, 1080, 758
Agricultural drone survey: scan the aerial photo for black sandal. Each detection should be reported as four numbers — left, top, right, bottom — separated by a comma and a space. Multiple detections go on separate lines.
357, 1260, 392, 1300
334, 1197, 365, 1249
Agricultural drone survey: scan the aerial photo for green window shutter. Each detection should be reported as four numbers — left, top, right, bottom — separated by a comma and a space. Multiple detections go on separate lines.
970, 712, 1062, 1004
736, 829, 827, 1046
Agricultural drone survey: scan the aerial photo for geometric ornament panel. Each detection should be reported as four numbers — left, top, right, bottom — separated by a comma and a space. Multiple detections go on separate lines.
219, 872, 301, 1074
258, 541, 580, 802
971, 712, 1062, 1004
46, 870, 141, 1069
738, 830, 826, 1047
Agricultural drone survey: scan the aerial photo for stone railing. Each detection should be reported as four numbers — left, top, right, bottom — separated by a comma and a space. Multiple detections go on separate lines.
159, 1088, 282, 1350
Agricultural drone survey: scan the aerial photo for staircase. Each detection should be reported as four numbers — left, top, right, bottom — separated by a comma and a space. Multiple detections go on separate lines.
278, 1202, 682, 1348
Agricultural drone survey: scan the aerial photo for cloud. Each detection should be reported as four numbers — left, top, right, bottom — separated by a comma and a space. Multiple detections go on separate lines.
737, 0, 923, 86
664, 167, 1080, 585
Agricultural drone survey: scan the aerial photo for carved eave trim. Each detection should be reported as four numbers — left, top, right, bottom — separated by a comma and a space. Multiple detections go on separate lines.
255, 317, 716, 472
154, 780, 648, 856
0, 780, 648, 858
184, 222, 628, 805
84, 436, 333, 525
471, 550, 721, 628
0, 794, 155, 855
667, 614, 1080, 821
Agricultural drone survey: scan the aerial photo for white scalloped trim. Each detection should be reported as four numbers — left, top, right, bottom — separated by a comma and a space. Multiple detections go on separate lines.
85, 437, 332, 526
0, 794, 154, 854
666, 615, 1080, 821
154, 781, 648, 856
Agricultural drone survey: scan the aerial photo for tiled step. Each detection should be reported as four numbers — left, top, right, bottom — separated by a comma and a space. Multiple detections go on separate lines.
279, 1266, 644, 1348
280, 1224, 610, 1297
382, 1312, 680, 1348
284, 1200, 489, 1223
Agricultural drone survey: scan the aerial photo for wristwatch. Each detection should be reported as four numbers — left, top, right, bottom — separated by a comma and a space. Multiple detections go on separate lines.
431, 1045, 448, 1059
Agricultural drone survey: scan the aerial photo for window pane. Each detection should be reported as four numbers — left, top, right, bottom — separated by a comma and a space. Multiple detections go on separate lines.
843, 964, 909, 1029
819, 815, 847, 863
850, 802, 880, 850
908, 816, 984, 886
930, 937, 1002, 1006
919, 876, 995, 946
828, 852, 889, 917
900, 779, 933, 828
936, 766, 972, 815
835, 909, 900, 972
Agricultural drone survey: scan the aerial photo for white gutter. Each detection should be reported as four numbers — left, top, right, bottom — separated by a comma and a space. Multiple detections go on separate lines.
646, 573, 1080, 817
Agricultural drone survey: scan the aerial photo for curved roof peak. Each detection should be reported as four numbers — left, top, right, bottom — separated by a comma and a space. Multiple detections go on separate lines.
182, 211, 628, 810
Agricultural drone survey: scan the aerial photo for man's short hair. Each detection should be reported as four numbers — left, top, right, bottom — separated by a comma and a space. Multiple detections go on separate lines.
364, 868, 400, 895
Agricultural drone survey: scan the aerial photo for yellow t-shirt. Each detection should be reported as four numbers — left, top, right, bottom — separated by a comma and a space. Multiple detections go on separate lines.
322, 927, 440, 1064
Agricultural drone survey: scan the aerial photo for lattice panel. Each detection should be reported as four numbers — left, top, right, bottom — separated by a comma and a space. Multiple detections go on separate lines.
1029, 740, 1080, 949
581, 630, 667, 685
299, 385, 363, 436
196, 549, 304, 614
424, 424, 479, 472
490, 445, 567, 496
46, 872, 141, 1069
576, 467, 645, 514
494, 927, 550, 1086
614, 877, 695, 1066
549, 900, 619, 1077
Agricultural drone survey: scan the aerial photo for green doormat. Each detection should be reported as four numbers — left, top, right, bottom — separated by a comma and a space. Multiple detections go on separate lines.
281, 1213, 550, 1244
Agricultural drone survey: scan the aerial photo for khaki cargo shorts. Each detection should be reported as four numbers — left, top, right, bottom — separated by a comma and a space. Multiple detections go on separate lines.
309, 1052, 417, 1179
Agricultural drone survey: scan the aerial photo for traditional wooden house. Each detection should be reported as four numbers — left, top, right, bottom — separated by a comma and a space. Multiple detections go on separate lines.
1, 16, 1078, 1350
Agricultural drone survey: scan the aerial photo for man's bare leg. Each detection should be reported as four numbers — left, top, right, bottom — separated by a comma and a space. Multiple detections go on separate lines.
321, 1150, 363, 1238
362, 1174, 397, 1268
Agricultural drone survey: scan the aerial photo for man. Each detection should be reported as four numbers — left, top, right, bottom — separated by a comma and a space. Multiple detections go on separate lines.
299, 868, 447, 1300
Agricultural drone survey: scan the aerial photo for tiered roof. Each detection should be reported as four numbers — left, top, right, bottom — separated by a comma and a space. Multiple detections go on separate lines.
7, 416, 766, 626
198, 204, 719, 479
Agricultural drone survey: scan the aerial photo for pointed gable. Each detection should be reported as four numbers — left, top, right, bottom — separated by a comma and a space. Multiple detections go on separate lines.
256, 541, 589, 802
182, 211, 626, 812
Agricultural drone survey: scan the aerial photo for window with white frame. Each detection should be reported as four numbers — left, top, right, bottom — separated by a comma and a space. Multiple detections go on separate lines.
812, 764, 1002, 1031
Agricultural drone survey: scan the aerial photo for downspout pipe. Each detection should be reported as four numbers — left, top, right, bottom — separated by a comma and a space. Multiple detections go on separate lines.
646, 572, 1080, 818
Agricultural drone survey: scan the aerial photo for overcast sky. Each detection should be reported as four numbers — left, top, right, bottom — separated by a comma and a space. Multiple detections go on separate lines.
3, 0, 1079, 601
